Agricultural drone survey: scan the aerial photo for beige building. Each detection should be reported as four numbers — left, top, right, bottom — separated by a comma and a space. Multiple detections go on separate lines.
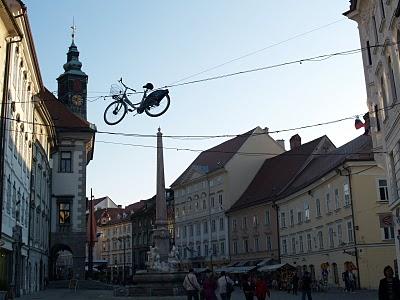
171, 127, 284, 268
277, 134, 395, 289
345, 0, 400, 270
227, 135, 334, 269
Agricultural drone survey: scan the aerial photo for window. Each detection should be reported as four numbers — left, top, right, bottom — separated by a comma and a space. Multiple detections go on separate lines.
204, 244, 209, 256
6, 176, 11, 214
266, 235, 272, 251
383, 226, 395, 240
243, 239, 249, 252
265, 210, 270, 225
334, 189, 340, 210
203, 221, 208, 234
252, 215, 258, 227
59, 203, 71, 224
329, 228, 334, 248
282, 239, 287, 254
388, 57, 397, 101
232, 219, 237, 230
380, 0, 385, 18
307, 233, 312, 251
372, 16, 379, 44
211, 197, 215, 208
196, 223, 201, 236
212, 243, 217, 255
347, 221, 354, 243
218, 194, 223, 206
242, 216, 247, 229
318, 231, 324, 249
280, 212, 286, 228
233, 241, 238, 255
381, 77, 389, 110
326, 193, 331, 213
299, 235, 304, 253
211, 219, 216, 232
304, 202, 310, 221
366, 41, 372, 65
316, 199, 321, 217
337, 224, 343, 245
375, 105, 381, 132
291, 237, 296, 254
290, 210, 294, 226
220, 241, 225, 255
219, 217, 224, 231
378, 179, 389, 201
183, 226, 187, 238
255, 237, 259, 251
344, 184, 351, 206
12, 183, 16, 218
297, 211, 303, 224
59, 151, 72, 173
203, 199, 206, 210
189, 224, 193, 236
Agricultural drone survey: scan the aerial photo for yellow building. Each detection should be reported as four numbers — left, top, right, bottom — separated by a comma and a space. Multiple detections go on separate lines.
277, 134, 395, 289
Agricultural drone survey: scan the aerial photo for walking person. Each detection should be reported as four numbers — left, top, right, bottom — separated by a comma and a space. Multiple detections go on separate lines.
301, 270, 312, 300
342, 271, 350, 292
183, 268, 201, 300
292, 273, 299, 295
217, 271, 234, 300
255, 275, 270, 300
242, 274, 256, 300
347, 270, 355, 292
379, 265, 400, 300
202, 271, 217, 300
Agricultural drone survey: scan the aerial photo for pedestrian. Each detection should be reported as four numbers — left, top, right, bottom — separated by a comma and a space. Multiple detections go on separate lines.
183, 268, 201, 300
301, 270, 312, 300
347, 270, 355, 292
202, 271, 217, 300
379, 265, 400, 300
255, 275, 270, 300
217, 271, 234, 300
242, 274, 256, 300
342, 271, 349, 292
292, 273, 299, 295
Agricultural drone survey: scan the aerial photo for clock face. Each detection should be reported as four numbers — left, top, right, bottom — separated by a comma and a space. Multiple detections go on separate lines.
72, 94, 83, 106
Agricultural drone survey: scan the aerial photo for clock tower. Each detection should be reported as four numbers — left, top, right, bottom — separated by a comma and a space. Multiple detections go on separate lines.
57, 29, 88, 120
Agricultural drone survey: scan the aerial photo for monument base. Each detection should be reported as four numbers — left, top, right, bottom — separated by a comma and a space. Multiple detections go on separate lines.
114, 271, 187, 297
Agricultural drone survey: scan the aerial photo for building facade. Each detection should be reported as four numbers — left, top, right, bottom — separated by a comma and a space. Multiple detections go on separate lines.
345, 0, 400, 270
227, 135, 335, 269
277, 135, 395, 289
171, 127, 284, 269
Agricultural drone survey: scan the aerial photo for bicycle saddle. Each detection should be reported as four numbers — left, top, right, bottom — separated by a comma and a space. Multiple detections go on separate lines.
143, 83, 154, 90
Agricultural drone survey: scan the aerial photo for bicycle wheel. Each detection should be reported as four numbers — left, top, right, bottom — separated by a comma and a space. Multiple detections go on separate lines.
144, 94, 170, 117
104, 100, 128, 125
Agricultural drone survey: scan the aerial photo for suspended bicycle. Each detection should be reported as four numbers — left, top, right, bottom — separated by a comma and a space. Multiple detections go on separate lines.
104, 78, 170, 125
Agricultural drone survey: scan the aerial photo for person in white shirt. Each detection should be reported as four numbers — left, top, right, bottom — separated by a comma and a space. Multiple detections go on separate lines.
183, 268, 201, 300
217, 271, 234, 300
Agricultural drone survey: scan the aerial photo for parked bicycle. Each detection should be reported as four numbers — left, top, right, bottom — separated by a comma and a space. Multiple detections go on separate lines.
103, 78, 170, 125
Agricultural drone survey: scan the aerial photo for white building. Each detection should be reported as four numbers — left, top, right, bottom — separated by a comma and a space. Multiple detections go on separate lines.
345, 0, 400, 271
171, 127, 284, 268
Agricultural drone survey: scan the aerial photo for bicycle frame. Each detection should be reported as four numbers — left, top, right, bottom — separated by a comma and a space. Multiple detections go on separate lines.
116, 79, 149, 112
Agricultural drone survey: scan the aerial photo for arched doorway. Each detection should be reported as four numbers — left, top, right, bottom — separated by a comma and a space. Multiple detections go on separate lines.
50, 244, 73, 280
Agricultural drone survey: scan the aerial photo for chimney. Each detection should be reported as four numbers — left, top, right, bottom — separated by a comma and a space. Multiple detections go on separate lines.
117, 205, 122, 208
276, 139, 285, 150
290, 134, 301, 150
264, 127, 269, 133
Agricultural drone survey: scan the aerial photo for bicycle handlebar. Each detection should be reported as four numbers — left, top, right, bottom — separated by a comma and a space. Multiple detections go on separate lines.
118, 77, 136, 92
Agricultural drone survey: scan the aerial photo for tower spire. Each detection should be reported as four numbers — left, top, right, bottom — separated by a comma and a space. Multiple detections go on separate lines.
71, 17, 76, 43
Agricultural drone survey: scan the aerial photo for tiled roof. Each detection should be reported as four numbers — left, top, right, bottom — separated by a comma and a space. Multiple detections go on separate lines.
40, 88, 93, 132
229, 136, 326, 212
171, 128, 256, 187
279, 134, 373, 198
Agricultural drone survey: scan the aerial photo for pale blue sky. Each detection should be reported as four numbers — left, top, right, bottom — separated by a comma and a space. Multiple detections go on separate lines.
24, 1, 366, 206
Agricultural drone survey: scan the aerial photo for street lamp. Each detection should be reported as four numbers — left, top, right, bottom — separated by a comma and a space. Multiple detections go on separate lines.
118, 236, 126, 285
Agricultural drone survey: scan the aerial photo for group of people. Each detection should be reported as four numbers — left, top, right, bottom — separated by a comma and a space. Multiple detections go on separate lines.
183, 269, 271, 300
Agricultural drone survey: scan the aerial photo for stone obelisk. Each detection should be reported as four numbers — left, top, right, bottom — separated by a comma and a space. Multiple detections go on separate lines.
153, 128, 170, 262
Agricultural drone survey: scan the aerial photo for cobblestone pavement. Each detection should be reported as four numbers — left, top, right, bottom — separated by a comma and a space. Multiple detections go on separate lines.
19, 288, 378, 300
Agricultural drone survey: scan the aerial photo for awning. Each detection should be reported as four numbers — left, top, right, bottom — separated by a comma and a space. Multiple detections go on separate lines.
258, 263, 295, 272
193, 268, 209, 273
219, 266, 258, 274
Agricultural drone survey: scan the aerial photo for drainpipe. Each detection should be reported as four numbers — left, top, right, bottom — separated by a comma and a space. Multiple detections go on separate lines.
0, 34, 23, 243
272, 200, 281, 264
343, 166, 361, 290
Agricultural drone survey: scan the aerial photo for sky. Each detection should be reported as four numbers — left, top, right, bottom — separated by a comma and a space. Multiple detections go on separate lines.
23, 1, 367, 206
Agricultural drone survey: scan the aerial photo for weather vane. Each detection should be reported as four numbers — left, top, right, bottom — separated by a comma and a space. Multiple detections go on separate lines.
71, 17, 76, 42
